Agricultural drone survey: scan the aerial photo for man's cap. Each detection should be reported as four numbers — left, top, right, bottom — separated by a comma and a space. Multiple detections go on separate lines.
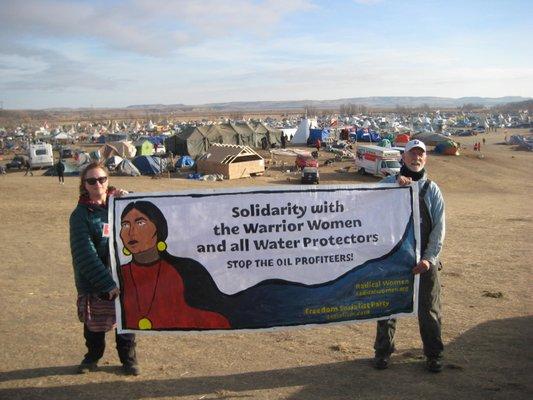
405, 139, 426, 153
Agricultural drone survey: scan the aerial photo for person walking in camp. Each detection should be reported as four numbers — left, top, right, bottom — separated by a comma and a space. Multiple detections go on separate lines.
280, 132, 287, 149
373, 139, 445, 373
23, 158, 33, 176
56, 158, 65, 184
69, 162, 140, 376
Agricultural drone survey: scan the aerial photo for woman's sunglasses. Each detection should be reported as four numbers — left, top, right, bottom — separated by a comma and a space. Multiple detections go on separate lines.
85, 176, 108, 185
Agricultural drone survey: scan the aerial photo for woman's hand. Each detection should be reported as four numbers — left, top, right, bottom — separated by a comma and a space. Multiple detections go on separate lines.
107, 287, 120, 300
114, 189, 129, 198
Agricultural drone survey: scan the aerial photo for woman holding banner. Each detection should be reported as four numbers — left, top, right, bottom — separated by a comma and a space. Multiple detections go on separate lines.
118, 201, 231, 330
69, 162, 139, 376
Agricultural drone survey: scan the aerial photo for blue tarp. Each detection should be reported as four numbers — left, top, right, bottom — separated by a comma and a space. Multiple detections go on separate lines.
132, 155, 167, 175
307, 129, 330, 145
176, 155, 195, 168
187, 173, 203, 180
350, 129, 381, 142
146, 136, 167, 145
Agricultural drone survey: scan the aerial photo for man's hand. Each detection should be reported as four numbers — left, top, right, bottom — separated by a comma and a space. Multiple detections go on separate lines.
413, 259, 431, 274
397, 175, 412, 186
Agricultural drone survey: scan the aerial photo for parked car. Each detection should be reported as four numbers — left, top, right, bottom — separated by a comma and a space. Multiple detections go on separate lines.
295, 154, 318, 170
6, 155, 25, 170
301, 167, 319, 184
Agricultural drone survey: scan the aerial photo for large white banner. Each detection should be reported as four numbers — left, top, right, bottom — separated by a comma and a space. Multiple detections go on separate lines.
110, 184, 420, 333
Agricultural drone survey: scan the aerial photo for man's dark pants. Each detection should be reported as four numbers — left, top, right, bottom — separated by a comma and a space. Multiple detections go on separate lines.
374, 265, 443, 359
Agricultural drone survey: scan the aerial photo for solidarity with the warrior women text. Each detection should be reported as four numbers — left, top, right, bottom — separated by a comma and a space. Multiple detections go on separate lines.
109, 185, 421, 333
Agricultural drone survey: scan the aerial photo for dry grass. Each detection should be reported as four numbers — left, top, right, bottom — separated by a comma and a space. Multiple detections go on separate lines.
0, 129, 531, 399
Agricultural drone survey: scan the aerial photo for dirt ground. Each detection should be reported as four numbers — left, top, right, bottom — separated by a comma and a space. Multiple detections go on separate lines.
0, 129, 532, 400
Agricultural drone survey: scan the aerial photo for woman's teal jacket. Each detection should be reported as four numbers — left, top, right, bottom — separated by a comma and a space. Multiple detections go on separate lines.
69, 203, 116, 295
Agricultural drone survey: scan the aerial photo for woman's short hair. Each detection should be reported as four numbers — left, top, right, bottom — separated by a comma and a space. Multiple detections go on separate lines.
79, 162, 108, 196
121, 201, 168, 242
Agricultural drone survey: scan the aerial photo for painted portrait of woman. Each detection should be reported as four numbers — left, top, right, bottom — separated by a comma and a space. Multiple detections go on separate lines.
118, 201, 231, 330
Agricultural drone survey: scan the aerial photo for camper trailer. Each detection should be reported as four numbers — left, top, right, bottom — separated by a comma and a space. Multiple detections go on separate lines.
28, 143, 54, 168
355, 145, 401, 177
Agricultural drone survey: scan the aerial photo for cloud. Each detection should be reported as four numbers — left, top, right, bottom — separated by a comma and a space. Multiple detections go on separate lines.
353, 0, 383, 4
0, 0, 315, 56
0, 43, 122, 91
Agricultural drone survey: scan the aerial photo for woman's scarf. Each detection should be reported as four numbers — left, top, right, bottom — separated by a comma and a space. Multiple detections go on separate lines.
77, 187, 117, 209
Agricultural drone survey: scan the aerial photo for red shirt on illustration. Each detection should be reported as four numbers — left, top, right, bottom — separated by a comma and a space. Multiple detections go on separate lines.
121, 259, 230, 329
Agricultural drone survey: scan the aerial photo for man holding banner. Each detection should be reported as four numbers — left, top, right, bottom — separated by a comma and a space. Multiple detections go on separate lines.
373, 139, 445, 373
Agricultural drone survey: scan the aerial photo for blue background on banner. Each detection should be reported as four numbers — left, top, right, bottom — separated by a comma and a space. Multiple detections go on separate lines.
220, 219, 416, 329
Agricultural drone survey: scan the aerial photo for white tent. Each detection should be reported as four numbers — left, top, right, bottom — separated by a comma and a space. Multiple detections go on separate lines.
281, 128, 297, 141
77, 152, 92, 166
291, 118, 318, 144
53, 132, 71, 140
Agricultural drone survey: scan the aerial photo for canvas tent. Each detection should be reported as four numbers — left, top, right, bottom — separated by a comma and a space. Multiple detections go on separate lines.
98, 143, 120, 159
411, 132, 455, 147
196, 144, 265, 179
249, 121, 283, 148
109, 141, 136, 158
165, 122, 282, 158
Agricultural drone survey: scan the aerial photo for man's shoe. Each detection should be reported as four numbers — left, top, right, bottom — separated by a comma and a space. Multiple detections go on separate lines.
373, 355, 390, 370
426, 357, 443, 373
77, 361, 98, 374
123, 364, 140, 376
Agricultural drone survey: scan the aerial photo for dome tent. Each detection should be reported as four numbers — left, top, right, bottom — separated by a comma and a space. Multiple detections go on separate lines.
132, 155, 167, 175
105, 155, 124, 170
116, 159, 141, 176
434, 141, 460, 155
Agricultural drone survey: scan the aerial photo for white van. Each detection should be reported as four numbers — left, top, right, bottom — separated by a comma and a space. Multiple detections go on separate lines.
355, 144, 401, 177
28, 143, 54, 168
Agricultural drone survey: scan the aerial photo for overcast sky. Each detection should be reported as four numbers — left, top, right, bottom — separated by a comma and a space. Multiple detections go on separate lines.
1, 0, 532, 109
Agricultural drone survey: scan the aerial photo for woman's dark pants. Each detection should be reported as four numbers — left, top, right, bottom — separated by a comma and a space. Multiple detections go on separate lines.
83, 324, 137, 366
